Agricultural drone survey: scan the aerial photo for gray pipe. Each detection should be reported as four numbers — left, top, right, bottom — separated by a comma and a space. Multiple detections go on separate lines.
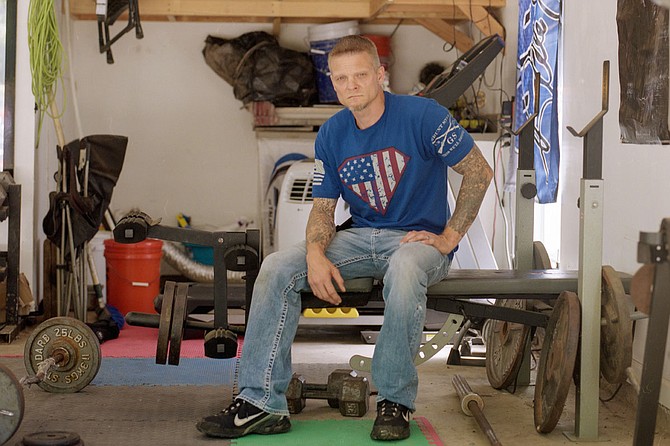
161, 242, 244, 283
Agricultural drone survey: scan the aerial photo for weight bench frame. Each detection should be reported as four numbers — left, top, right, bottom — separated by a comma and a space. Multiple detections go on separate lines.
301, 269, 632, 328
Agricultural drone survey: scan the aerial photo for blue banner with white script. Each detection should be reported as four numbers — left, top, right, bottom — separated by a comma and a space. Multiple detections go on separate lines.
515, 0, 561, 203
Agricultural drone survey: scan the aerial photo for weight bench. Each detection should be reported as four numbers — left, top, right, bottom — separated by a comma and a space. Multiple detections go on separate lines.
114, 211, 633, 397
300, 268, 632, 374
302, 268, 627, 327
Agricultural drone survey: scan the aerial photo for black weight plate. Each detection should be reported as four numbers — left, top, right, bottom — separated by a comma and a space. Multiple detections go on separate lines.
0, 363, 24, 445
156, 281, 176, 365
23, 317, 101, 393
600, 265, 632, 385
21, 431, 81, 446
485, 299, 531, 389
168, 283, 189, 365
534, 291, 581, 434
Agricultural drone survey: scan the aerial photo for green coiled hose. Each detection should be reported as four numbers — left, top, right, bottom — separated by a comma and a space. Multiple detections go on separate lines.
28, 0, 65, 146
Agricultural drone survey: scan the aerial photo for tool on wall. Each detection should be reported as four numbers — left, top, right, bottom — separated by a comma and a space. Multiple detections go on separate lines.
96, 0, 144, 64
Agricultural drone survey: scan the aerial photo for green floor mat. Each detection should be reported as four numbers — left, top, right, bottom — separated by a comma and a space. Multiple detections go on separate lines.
231, 417, 444, 446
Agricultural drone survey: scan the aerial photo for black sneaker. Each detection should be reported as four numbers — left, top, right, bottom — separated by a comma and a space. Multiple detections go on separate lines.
370, 401, 411, 441
196, 399, 291, 438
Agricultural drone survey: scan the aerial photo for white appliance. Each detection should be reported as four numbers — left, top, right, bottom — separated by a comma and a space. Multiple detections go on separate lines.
275, 160, 349, 252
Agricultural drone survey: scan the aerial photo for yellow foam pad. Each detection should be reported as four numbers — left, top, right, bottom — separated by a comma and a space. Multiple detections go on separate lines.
302, 307, 360, 318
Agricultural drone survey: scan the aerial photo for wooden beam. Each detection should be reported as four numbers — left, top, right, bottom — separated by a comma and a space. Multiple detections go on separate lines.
69, 0, 373, 19
455, 5, 504, 39
368, 0, 391, 19
414, 18, 474, 53
384, 0, 504, 7
381, 4, 468, 20
69, 0, 505, 20
68, 0, 506, 28
272, 16, 282, 36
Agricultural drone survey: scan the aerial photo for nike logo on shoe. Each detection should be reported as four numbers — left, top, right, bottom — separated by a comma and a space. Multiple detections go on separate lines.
402, 412, 410, 423
234, 411, 265, 427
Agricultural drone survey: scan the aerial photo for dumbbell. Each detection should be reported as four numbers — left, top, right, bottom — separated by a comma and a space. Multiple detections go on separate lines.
286, 369, 370, 417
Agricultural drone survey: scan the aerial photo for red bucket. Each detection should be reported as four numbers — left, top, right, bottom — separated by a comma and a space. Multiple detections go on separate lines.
104, 239, 163, 316
363, 34, 392, 69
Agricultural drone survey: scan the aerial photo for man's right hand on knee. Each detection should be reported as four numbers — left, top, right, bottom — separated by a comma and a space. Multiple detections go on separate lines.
306, 251, 346, 306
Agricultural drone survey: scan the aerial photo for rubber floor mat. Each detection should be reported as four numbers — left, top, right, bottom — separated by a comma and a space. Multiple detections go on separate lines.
231, 417, 444, 446
91, 357, 238, 386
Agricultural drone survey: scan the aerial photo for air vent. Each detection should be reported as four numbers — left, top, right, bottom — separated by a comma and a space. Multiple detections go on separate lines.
288, 178, 314, 203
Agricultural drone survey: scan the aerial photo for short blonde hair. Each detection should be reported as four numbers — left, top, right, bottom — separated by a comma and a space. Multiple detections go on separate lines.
328, 35, 381, 69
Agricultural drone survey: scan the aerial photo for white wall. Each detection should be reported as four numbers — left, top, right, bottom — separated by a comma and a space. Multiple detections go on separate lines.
560, 1, 670, 406
61, 18, 512, 230
5, 1, 36, 296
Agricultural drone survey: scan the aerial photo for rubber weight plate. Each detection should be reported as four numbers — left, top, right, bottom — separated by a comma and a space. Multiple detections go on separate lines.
23, 317, 101, 393
168, 283, 189, 366
156, 281, 176, 365
20, 431, 82, 446
0, 363, 24, 445
485, 299, 531, 389
600, 265, 633, 385
534, 291, 580, 434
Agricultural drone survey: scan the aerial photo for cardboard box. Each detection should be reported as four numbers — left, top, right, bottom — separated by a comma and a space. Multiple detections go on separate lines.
0, 273, 34, 322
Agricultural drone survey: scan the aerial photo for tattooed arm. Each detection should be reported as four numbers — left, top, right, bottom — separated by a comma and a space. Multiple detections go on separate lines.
444, 144, 493, 246
305, 198, 345, 305
401, 144, 493, 255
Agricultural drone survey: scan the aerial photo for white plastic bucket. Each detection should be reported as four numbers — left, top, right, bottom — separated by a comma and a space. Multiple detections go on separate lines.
308, 21, 360, 103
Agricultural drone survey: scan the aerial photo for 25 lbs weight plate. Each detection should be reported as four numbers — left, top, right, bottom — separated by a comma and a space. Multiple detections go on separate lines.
0, 363, 24, 444
23, 317, 101, 393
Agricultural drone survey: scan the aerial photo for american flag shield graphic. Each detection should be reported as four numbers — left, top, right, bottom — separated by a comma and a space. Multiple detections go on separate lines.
339, 147, 409, 214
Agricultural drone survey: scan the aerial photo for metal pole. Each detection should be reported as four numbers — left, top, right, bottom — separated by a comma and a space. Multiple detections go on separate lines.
633, 220, 670, 446
451, 374, 503, 446
565, 60, 610, 441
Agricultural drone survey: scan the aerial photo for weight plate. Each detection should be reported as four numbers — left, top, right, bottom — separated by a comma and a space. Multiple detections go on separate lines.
0, 363, 24, 445
600, 265, 633, 385
534, 291, 580, 434
533, 241, 552, 269
24, 317, 101, 393
631, 263, 654, 315
168, 283, 189, 366
485, 299, 531, 389
156, 281, 176, 365
20, 431, 82, 446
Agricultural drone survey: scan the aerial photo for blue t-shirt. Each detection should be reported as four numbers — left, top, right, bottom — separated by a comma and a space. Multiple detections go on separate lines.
313, 92, 474, 234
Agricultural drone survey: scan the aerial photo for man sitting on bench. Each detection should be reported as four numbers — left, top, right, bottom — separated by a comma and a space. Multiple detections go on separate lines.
197, 35, 493, 442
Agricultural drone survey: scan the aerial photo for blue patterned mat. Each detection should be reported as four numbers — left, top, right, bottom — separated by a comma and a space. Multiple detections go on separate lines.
91, 357, 238, 386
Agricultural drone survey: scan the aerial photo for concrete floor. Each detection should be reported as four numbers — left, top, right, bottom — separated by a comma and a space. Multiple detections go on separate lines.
1, 321, 668, 445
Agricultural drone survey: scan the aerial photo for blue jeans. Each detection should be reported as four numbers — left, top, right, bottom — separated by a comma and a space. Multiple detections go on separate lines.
237, 227, 452, 415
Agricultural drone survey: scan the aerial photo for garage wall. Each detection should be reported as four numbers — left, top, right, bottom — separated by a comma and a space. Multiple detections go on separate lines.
12, 0, 670, 413
54, 19, 514, 231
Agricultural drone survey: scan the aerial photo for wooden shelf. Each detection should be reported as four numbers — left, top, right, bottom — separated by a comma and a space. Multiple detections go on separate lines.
248, 102, 342, 129
69, 0, 505, 52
